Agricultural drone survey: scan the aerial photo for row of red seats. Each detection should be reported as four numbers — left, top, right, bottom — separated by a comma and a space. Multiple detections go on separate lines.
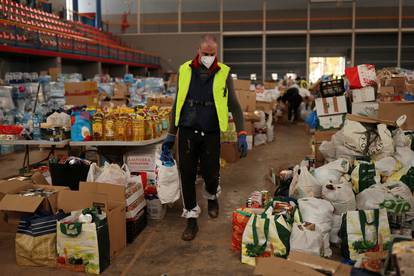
0, 1, 82, 37
71, 20, 119, 44
1, 0, 59, 19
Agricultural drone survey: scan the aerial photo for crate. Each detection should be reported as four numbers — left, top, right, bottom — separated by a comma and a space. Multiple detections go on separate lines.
126, 208, 147, 244
320, 79, 345, 98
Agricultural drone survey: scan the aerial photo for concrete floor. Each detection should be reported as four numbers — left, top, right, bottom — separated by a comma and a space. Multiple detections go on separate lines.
0, 122, 311, 276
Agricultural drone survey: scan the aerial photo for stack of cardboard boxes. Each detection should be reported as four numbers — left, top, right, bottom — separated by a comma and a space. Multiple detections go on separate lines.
377, 74, 414, 131
0, 179, 128, 260
221, 80, 266, 163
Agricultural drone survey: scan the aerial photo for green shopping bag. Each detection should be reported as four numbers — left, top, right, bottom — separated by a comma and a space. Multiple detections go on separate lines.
351, 161, 378, 194
340, 209, 391, 261
57, 210, 110, 274
241, 206, 292, 266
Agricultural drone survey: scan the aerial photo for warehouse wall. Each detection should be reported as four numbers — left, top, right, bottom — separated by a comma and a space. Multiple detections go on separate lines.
121, 34, 221, 72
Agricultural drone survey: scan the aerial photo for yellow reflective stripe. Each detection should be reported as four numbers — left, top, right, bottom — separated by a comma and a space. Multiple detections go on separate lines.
175, 61, 231, 132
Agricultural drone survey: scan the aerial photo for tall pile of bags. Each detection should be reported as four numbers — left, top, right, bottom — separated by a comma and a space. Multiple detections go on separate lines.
234, 117, 414, 268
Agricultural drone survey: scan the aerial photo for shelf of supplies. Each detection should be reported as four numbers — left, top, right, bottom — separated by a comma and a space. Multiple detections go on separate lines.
69, 135, 166, 147
0, 139, 70, 146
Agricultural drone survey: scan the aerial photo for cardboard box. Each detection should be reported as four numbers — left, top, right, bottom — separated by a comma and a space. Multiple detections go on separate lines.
220, 142, 240, 163
236, 90, 256, 112
58, 182, 127, 259
0, 180, 68, 215
147, 96, 174, 107
233, 79, 251, 91
288, 251, 352, 276
406, 82, 414, 94
254, 257, 324, 276
378, 102, 414, 130
49, 67, 61, 81
315, 95, 347, 117
65, 81, 98, 106
244, 112, 261, 122
246, 121, 254, 135
386, 77, 406, 94
346, 114, 396, 127
378, 86, 395, 96
318, 114, 345, 130
113, 83, 127, 99
263, 81, 276, 90
256, 100, 276, 113
0, 180, 69, 232
352, 102, 379, 118
314, 130, 337, 143
352, 86, 376, 103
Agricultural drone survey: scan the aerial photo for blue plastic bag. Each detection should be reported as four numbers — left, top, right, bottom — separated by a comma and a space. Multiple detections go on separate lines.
305, 111, 318, 129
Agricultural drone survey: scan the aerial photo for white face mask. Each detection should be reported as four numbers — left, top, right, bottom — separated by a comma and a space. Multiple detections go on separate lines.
200, 55, 215, 69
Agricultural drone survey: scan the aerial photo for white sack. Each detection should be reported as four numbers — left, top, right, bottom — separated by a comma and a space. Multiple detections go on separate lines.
290, 223, 324, 256
314, 158, 350, 186
356, 182, 413, 213
394, 146, 414, 168
298, 197, 334, 257
155, 158, 180, 204
343, 120, 367, 153
289, 166, 322, 199
375, 157, 401, 177
319, 141, 336, 162
322, 181, 356, 215
330, 214, 343, 244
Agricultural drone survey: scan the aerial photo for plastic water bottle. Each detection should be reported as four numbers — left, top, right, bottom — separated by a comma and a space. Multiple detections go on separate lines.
32, 113, 42, 140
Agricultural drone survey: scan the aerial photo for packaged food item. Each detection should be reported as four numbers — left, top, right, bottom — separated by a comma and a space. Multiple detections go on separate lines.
104, 110, 115, 141
92, 109, 104, 141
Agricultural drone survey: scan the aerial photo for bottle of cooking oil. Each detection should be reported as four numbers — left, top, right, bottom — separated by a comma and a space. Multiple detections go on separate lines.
92, 109, 104, 141
115, 107, 128, 141
125, 108, 133, 141
132, 113, 145, 141
144, 116, 154, 140
104, 109, 115, 141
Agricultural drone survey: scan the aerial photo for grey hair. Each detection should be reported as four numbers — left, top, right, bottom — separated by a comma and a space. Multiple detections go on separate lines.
200, 34, 218, 45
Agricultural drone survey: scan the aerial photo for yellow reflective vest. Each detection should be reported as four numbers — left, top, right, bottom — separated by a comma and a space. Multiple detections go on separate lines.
174, 60, 230, 132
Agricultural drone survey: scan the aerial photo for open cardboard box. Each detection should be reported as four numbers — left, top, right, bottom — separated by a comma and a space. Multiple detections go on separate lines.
76, 182, 127, 259
254, 251, 352, 276
0, 180, 69, 232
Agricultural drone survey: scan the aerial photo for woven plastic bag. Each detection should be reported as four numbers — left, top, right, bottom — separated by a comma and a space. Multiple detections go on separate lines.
57, 210, 110, 274
340, 209, 391, 261
241, 207, 292, 266
351, 160, 380, 194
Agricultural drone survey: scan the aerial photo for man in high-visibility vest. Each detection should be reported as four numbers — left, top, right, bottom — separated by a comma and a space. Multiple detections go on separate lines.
162, 34, 247, 241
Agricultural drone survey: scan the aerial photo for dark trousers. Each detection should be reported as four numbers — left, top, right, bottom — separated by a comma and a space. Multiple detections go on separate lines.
288, 102, 301, 121
178, 127, 221, 211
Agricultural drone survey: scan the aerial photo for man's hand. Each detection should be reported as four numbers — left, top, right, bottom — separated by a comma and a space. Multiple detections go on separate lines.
237, 131, 248, 158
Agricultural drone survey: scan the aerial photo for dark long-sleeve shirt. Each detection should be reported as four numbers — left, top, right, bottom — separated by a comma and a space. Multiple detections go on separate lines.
168, 67, 244, 135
